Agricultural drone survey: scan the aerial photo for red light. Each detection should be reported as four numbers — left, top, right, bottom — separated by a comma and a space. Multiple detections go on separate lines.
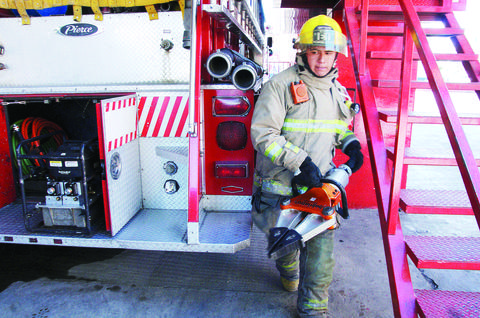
215, 162, 248, 178
213, 97, 250, 116
216, 121, 247, 150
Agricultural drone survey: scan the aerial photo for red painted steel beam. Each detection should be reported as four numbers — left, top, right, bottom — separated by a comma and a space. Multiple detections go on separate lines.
344, 6, 416, 318
387, 24, 413, 235
359, 0, 369, 75
401, 204, 474, 215
187, 3, 203, 226
398, 0, 480, 230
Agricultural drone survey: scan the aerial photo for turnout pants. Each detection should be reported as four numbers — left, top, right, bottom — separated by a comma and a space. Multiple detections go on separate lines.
252, 191, 335, 317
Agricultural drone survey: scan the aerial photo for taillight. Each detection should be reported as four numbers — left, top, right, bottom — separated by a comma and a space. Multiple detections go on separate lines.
216, 121, 247, 150
213, 97, 250, 116
215, 161, 249, 178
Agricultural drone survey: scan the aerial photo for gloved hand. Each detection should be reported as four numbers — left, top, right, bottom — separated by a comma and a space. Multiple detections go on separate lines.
295, 156, 322, 188
344, 140, 364, 173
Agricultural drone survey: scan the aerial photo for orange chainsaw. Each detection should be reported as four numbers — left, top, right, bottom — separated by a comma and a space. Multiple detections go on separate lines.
267, 165, 351, 260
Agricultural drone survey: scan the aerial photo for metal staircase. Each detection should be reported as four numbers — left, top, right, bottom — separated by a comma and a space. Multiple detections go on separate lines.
343, 0, 480, 317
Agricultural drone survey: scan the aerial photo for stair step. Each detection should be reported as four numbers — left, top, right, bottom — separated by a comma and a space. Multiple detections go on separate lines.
358, 5, 456, 14
378, 110, 480, 125
405, 236, 480, 270
386, 147, 480, 166
378, 110, 480, 124
367, 51, 478, 61
400, 189, 473, 215
415, 289, 480, 318
373, 79, 480, 91
368, 52, 477, 61
368, 26, 464, 36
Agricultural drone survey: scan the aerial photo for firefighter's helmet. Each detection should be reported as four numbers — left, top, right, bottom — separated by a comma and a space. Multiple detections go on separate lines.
294, 15, 348, 56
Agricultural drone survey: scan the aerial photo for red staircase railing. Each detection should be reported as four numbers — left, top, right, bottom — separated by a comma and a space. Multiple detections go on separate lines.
344, 0, 480, 317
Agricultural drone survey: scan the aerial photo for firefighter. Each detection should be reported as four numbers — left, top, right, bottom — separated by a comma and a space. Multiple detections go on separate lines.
250, 15, 363, 317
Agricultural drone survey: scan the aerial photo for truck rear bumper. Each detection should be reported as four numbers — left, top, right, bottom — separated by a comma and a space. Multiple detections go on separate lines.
0, 202, 252, 253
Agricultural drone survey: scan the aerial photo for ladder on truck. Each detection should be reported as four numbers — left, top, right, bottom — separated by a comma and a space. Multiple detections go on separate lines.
344, 0, 480, 317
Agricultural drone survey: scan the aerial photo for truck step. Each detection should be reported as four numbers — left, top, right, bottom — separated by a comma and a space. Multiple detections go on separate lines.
415, 289, 480, 318
386, 147, 480, 166
400, 189, 473, 215
405, 235, 480, 270
378, 109, 480, 125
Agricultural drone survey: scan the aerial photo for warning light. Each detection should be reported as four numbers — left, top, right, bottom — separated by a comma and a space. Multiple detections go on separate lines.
215, 162, 248, 178
216, 121, 247, 151
213, 97, 251, 116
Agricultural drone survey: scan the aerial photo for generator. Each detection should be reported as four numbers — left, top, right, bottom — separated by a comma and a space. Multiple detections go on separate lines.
16, 137, 102, 236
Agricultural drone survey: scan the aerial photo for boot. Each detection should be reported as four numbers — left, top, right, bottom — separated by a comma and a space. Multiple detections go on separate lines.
281, 276, 299, 292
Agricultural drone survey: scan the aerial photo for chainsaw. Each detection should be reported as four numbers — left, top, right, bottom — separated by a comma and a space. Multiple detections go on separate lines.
267, 164, 351, 260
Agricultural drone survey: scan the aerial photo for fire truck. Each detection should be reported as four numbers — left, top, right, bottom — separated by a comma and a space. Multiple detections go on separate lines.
1, 0, 480, 317
0, 0, 269, 252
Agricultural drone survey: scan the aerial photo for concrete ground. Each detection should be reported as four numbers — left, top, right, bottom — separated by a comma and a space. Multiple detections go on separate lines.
0, 208, 395, 318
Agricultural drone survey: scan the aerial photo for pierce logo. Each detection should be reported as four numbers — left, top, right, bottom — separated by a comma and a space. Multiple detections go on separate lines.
59, 23, 98, 36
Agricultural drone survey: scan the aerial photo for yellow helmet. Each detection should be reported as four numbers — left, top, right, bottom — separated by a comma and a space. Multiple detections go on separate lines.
295, 15, 348, 56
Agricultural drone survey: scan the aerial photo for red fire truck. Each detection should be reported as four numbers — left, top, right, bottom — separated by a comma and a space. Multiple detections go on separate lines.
0, 0, 271, 252
1, 0, 479, 316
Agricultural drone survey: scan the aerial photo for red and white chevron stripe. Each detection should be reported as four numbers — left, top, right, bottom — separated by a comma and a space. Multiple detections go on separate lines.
102, 95, 138, 153
137, 94, 189, 138
107, 131, 137, 152
104, 96, 136, 112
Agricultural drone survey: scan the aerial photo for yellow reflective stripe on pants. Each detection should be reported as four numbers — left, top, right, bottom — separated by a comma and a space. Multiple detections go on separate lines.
280, 260, 298, 272
304, 297, 328, 310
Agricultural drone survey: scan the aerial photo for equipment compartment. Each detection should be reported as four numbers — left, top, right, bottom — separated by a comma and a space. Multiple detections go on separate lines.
5, 96, 107, 236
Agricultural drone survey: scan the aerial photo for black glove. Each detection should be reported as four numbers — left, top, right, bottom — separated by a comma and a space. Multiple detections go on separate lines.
344, 141, 364, 173
295, 156, 322, 188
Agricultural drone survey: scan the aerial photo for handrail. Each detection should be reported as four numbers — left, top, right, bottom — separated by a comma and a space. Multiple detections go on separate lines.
387, 23, 414, 235
359, 0, 369, 75
398, 0, 480, 230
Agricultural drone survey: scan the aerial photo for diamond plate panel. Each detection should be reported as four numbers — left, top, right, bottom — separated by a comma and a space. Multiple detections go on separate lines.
201, 195, 252, 211
0, 12, 189, 91
416, 289, 480, 318
140, 137, 188, 209
401, 189, 471, 207
200, 211, 252, 245
106, 140, 142, 236
405, 236, 480, 263
0, 203, 250, 253
115, 209, 187, 243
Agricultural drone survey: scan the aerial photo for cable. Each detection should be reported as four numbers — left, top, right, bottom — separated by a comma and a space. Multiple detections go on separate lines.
10, 117, 67, 175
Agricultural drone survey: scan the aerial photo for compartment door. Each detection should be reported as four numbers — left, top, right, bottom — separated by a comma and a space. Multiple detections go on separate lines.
97, 95, 142, 236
